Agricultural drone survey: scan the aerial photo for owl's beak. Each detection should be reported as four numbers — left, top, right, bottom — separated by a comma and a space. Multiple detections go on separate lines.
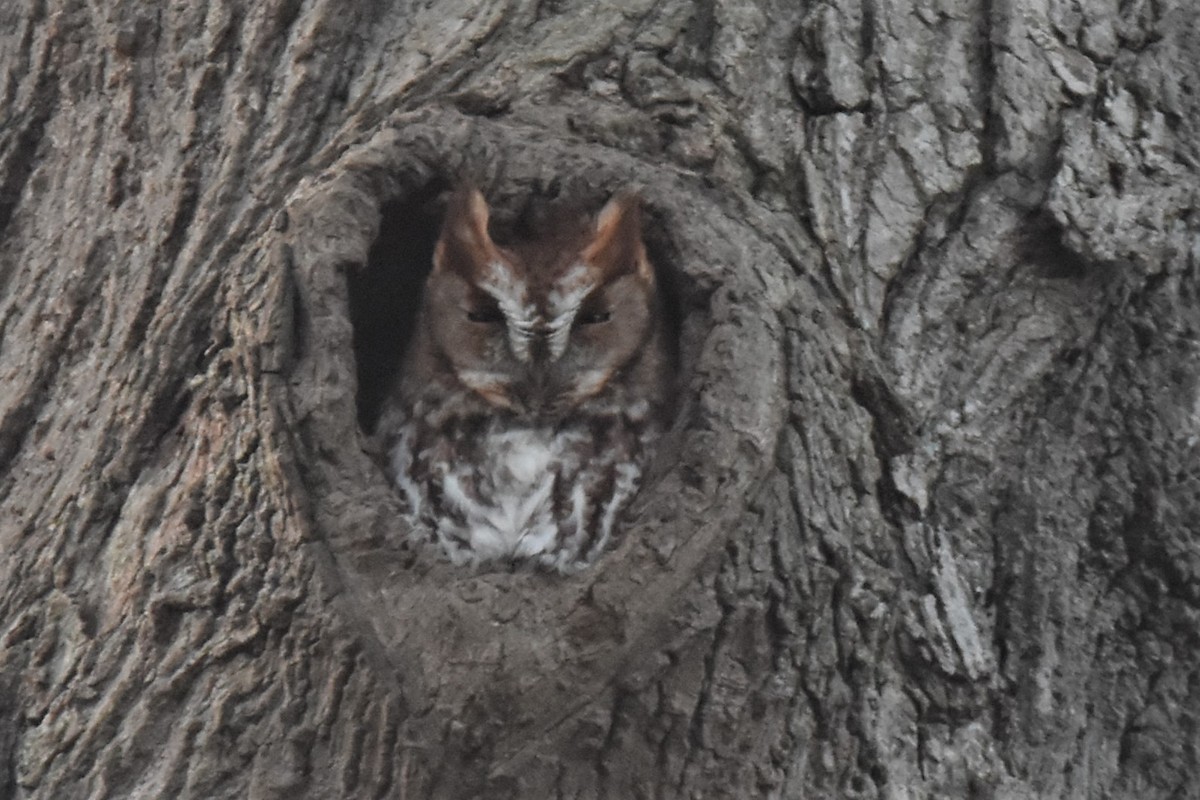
513, 370, 551, 414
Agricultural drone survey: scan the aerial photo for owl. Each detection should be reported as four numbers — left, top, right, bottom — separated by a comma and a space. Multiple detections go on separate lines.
379, 186, 672, 572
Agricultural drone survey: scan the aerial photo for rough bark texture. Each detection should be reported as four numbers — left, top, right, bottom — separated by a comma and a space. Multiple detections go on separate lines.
1, 1, 1198, 798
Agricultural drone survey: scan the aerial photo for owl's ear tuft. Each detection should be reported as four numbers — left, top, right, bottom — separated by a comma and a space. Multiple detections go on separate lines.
582, 192, 653, 282
434, 186, 501, 277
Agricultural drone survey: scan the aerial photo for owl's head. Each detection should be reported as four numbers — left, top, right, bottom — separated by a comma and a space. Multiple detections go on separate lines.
419, 187, 660, 414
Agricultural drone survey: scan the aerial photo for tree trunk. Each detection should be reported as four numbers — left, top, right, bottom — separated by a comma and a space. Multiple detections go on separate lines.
2, 0, 1198, 797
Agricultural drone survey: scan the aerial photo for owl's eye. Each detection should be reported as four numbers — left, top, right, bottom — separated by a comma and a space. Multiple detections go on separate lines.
576, 309, 612, 325
467, 305, 505, 324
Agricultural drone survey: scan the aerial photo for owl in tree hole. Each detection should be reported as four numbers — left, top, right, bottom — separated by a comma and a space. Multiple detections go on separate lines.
380, 186, 673, 571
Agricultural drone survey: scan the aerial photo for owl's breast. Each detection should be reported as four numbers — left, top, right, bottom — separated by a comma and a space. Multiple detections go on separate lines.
438, 427, 585, 562
390, 415, 648, 571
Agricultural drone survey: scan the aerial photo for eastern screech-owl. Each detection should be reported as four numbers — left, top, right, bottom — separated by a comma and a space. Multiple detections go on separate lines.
379, 186, 672, 571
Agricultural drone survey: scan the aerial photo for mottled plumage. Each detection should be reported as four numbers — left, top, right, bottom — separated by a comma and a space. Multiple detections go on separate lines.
380, 187, 671, 571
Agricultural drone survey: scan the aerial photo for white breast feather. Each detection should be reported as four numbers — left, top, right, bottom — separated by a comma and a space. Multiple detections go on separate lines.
389, 425, 424, 517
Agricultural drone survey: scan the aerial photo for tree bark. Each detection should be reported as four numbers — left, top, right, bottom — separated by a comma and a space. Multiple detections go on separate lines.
2, 1, 1198, 798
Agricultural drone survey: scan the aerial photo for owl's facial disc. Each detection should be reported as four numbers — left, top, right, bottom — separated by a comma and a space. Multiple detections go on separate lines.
425, 186, 659, 415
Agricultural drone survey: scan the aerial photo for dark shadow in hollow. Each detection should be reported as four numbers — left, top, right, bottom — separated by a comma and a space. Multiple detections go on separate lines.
349, 184, 447, 433
642, 220, 690, 405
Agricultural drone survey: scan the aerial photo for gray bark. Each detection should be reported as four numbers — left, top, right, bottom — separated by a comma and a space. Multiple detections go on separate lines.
2, 1, 1198, 798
